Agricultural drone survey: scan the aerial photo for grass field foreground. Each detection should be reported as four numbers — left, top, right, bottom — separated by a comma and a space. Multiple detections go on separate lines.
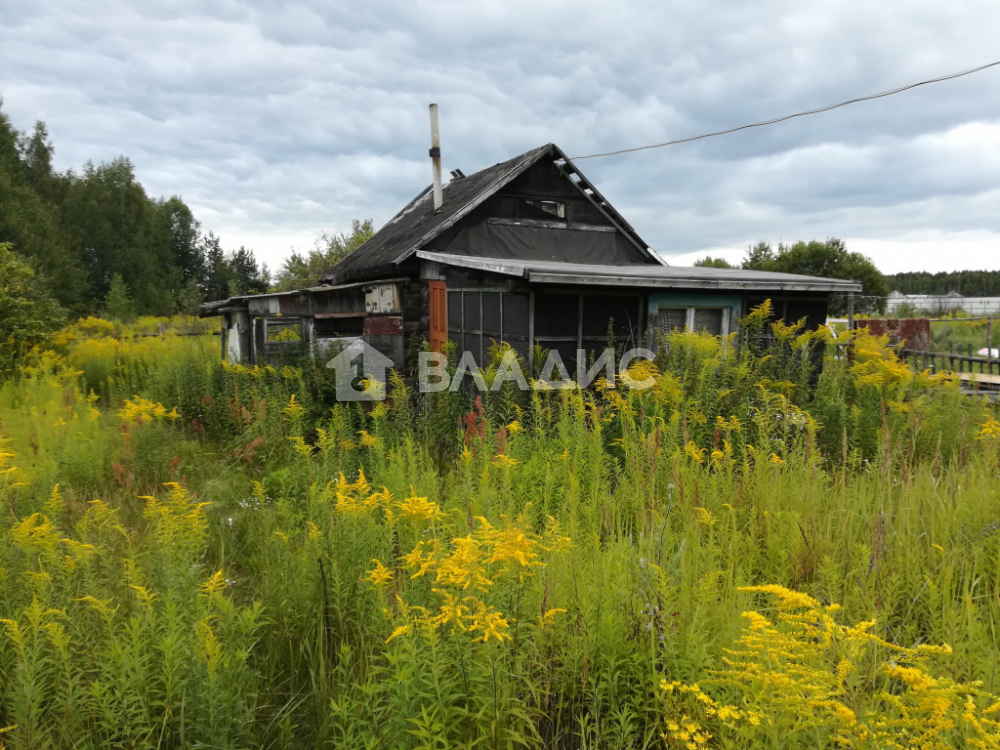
1, 308, 999, 749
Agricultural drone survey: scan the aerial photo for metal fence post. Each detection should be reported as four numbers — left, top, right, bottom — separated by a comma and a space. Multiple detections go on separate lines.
987, 317, 993, 375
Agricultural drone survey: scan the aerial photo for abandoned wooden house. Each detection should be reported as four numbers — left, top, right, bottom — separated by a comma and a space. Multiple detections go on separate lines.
200, 142, 862, 371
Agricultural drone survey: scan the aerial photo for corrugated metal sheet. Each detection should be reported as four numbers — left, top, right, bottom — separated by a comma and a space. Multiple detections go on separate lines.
416, 251, 864, 293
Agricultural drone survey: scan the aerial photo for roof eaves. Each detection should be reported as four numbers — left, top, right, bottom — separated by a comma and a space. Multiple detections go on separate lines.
416, 251, 863, 293
526, 271, 862, 292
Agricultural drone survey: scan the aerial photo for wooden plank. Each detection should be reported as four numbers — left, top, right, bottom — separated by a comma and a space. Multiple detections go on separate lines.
428, 280, 447, 354
956, 372, 1000, 386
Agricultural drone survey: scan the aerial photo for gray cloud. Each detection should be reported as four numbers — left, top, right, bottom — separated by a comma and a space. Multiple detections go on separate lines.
2, 0, 999, 274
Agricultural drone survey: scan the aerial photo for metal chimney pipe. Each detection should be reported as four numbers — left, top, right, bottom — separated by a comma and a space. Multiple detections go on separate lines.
429, 103, 443, 211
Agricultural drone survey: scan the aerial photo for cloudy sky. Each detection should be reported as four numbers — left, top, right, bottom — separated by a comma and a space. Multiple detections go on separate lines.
3, 0, 999, 275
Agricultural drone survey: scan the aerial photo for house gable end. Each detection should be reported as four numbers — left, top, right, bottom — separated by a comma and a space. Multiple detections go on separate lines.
424, 157, 654, 265
320, 143, 660, 285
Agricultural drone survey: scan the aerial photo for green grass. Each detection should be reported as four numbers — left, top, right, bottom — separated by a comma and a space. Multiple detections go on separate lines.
0, 316, 997, 749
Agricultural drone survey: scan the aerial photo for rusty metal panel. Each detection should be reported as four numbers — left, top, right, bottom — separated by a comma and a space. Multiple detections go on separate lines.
364, 315, 403, 336
856, 318, 931, 351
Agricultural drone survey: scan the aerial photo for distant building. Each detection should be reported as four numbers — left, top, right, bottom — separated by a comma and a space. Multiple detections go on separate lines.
886, 290, 1000, 316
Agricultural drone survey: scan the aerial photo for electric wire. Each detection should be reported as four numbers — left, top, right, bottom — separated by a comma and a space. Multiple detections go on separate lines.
571, 60, 1000, 160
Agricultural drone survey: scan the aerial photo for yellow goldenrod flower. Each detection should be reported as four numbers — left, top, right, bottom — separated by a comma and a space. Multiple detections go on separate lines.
538, 608, 566, 631
684, 441, 706, 464
469, 607, 511, 643
393, 489, 446, 523
386, 624, 411, 643
357, 429, 380, 448
364, 559, 394, 587
282, 394, 305, 419
694, 507, 716, 527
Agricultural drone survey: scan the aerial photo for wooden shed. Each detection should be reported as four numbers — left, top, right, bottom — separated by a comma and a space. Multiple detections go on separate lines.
200, 143, 862, 369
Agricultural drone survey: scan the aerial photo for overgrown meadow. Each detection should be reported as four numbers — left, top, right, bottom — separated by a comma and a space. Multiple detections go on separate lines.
1, 306, 999, 749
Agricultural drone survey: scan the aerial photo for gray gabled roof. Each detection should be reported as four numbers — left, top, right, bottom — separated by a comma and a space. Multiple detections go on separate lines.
415, 251, 864, 293
319, 143, 660, 285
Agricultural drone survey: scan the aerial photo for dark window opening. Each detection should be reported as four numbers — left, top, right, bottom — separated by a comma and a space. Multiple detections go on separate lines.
524, 199, 566, 220
315, 317, 363, 337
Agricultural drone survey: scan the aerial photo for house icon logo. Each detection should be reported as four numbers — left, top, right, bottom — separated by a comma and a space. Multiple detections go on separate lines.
325, 340, 394, 401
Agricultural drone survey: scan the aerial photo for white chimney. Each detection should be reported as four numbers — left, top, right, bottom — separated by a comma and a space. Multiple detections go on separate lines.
429, 103, 443, 211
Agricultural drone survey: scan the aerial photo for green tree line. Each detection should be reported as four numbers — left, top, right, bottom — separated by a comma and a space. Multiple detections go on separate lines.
883, 270, 1000, 297
0, 101, 271, 320
696, 243, 1000, 311
695, 239, 889, 315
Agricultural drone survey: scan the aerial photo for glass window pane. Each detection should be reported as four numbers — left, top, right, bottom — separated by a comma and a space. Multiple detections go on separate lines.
694, 308, 724, 335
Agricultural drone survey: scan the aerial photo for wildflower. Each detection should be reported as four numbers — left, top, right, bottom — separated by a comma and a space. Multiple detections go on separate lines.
282, 394, 305, 420
43, 484, 63, 516
335, 493, 367, 516
684, 441, 706, 464
740, 584, 820, 611
542, 515, 574, 552
364, 559, 394, 587
885, 664, 937, 692
357, 429, 380, 448
352, 469, 371, 495
118, 396, 175, 424
977, 416, 1000, 441
288, 436, 314, 458
75, 595, 115, 619
836, 659, 855, 681
715, 705, 740, 721
769, 452, 785, 465
400, 540, 441, 579
491, 453, 519, 468
393, 489, 446, 523
694, 507, 716, 527
199, 570, 228, 595
486, 526, 543, 573
386, 624, 412, 643
436, 537, 493, 590
506, 420, 523, 434
430, 589, 471, 632
469, 606, 511, 643
538, 608, 566, 631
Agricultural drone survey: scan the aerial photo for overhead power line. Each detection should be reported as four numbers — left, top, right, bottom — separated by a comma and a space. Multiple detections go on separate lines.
571, 59, 1000, 160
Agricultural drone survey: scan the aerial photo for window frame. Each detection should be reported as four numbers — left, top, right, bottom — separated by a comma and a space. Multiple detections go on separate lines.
655, 305, 732, 336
